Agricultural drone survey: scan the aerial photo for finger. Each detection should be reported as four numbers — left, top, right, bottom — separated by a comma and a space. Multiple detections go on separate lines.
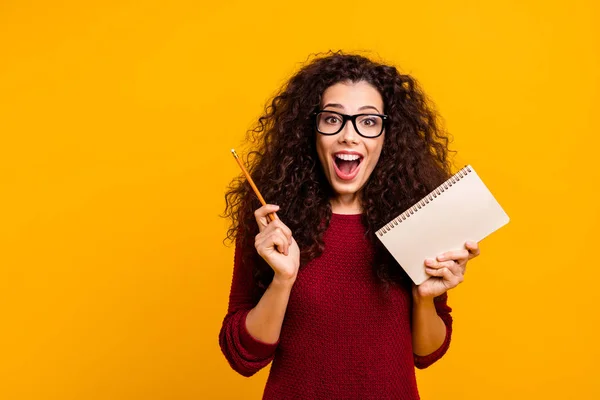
261, 227, 289, 255
437, 249, 469, 263
270, 232, 289, 256
441, 266, 463, 286
254, 204, 280, 232
255, 230, 288, 256
447, 261, 464, 276
425, 266, 449, 278
273, 228, 290, 255
425, 258, 457, 270
266, 219, 293, 245
465, 241, 481, 258
426, 265, 461, 286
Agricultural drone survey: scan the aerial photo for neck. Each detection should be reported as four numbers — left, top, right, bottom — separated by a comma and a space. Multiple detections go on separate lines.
331, 193, 362, 214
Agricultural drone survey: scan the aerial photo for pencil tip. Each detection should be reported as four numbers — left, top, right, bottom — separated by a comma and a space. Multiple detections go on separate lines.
231, 149, 238, 158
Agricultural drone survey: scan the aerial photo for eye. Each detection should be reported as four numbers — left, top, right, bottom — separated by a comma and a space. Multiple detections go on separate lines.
361, 117, 377, 126
325, 116, 340, 124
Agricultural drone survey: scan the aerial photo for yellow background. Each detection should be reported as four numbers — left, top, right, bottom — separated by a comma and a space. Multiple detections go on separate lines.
1, 1, 598, 399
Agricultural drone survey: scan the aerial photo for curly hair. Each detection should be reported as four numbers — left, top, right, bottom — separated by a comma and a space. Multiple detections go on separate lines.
223, 51, 454, 296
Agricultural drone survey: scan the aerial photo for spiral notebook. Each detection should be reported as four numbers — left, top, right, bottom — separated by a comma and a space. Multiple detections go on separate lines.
376, 165, 509, 285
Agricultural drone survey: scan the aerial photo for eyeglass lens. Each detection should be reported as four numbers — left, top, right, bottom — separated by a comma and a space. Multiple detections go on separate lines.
316, 111, 383, 137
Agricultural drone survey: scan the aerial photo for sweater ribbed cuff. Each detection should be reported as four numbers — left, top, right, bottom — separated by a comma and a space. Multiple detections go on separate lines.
238, 309, 279, 359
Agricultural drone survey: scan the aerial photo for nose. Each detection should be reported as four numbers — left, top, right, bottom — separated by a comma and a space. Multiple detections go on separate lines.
338, 119, 360, 144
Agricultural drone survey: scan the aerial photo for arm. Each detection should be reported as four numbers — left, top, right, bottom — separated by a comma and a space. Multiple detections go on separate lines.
412, 291, 453, 369
219, 239, 279, 377
219, 204, 300, 377
245, 276, 295, 344
411, 241, 479, 368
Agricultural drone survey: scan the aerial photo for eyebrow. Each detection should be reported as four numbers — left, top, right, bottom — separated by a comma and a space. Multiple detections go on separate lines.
322, 103, 381, 113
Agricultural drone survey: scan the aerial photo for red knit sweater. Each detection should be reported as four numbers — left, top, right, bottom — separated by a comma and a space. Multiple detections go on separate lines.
219, 213, 452, 399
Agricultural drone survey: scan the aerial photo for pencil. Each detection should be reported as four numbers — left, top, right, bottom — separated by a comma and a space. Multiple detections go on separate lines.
231, 149, 277, 222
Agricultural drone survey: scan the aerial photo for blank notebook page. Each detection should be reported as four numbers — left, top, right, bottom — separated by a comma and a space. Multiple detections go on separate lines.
376, 166, 509, 285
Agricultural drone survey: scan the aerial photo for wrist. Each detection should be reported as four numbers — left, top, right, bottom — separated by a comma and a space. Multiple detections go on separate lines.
412, 291, 436, 308
271, 273, 296, 289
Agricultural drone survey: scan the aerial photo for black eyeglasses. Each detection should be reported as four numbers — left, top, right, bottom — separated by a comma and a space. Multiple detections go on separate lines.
313, 110, 388, 138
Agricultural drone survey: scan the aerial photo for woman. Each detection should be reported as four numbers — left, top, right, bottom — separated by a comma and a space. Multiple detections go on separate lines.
219, 52, 480, 399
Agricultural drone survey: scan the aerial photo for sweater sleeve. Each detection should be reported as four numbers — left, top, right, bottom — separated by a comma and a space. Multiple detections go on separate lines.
413, 291, 453, 369
218, 236, 279, 377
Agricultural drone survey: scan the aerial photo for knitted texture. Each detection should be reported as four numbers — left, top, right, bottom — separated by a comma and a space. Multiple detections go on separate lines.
220, 213, 453, 399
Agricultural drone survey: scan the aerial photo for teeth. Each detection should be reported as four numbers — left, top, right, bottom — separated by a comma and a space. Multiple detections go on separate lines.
335, 154, 361, 161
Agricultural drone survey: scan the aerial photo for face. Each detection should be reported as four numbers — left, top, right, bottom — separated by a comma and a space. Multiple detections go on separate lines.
316, 80, 385, 199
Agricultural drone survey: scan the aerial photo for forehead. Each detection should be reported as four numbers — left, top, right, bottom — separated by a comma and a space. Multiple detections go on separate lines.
320, 80, 384, 110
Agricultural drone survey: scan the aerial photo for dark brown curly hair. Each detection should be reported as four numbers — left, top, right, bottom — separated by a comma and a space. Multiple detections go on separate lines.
224, 51, 454, 296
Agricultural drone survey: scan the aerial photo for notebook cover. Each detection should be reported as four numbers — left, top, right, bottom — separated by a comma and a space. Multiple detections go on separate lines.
376, 166, 509, 285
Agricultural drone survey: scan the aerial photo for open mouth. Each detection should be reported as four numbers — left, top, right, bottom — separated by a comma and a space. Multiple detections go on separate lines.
333, 153, 363, 180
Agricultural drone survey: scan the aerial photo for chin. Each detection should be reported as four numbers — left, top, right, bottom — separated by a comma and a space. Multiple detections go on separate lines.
329, 180, 364, 197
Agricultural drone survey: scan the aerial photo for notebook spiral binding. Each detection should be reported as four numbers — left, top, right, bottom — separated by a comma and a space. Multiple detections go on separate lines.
376, 165, 472, 237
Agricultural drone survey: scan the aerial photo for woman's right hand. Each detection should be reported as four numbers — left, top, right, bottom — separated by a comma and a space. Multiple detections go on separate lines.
254, 204, 300, 285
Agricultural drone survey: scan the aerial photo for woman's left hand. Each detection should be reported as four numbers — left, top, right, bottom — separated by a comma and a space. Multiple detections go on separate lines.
413, 241, 481, 300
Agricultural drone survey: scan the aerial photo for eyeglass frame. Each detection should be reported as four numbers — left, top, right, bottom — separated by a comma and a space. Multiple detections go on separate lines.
312, 110, 389, 138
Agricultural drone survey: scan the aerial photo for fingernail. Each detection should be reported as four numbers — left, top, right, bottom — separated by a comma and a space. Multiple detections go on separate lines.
425, 258, 434, 265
